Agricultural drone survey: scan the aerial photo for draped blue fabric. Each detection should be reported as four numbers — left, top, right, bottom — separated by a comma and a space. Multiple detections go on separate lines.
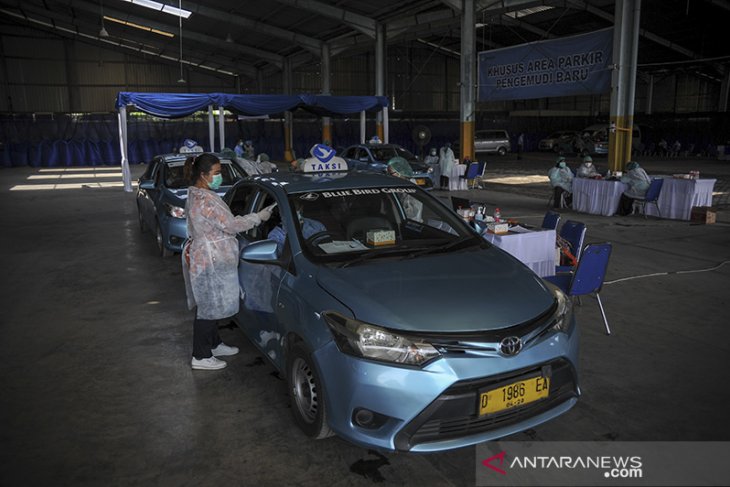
115, 92, 216, 118
300, 95, 388, 113
115, 92, 389, 118
219, 94, 302, 115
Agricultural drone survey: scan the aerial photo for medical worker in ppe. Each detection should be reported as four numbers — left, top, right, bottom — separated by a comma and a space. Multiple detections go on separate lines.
423, 147, 441, 185
438, 142, 455, 190
387, 157, 424, 221
576, 155, 600, 178
548, 156, 574, 209
617, 161, 652, 216
182, 153, 274, 370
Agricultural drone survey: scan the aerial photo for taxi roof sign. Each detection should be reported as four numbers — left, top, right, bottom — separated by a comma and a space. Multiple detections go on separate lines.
301, 157, 348, 173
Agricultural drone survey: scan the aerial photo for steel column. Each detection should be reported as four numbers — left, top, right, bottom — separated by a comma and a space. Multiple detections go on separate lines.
321, 43, 332, 144
460, 0, 476, 161
375, 23, 386, 141
283, 57, 294, 161
608, 0, 642, 171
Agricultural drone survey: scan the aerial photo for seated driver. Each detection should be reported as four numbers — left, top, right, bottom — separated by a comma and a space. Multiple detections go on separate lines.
267, 199, 326, 249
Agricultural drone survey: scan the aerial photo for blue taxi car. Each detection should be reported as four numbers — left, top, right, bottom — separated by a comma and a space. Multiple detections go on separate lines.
136, 153, 245, 257
225, 164, 579, 452
340, 143, 434, 189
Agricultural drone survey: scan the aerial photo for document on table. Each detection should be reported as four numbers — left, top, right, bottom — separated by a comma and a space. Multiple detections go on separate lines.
509, 225, 532, 233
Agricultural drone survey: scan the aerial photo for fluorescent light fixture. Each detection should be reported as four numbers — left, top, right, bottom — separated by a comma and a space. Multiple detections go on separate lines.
503, 6, 554, 19
120, 0, 192, 19
99, 25, 109, 37
104, 15, 175, 37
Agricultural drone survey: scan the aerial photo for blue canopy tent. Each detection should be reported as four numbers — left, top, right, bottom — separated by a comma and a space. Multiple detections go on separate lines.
116, 92, 389, 192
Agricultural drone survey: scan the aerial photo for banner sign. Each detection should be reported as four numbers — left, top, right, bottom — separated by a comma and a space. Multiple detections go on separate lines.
478, 28, 613, 102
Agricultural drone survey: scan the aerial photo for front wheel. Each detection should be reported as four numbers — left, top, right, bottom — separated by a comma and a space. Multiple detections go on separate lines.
156, 221, 173, 258
287, 342, 333, 439
497, 147, 507, 156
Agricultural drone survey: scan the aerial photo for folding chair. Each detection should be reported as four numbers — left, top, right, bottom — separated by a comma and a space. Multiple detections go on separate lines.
545, 242, 613, 335
632, 178, 664, 218
556, 220, 586, 273
541, 211, 561, 230
464, 161, 486, 189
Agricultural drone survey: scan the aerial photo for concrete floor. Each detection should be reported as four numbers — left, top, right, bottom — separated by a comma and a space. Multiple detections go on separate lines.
1, 154, 729, 486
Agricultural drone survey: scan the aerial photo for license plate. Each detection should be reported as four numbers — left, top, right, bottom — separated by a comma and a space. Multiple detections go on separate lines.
478, 376, 550, 415
415, 178, 426, 185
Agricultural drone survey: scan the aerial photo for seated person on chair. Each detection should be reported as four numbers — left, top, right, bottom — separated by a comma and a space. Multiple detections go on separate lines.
547, 156, 573, 209
387, 157, 424, 222
267, 199, 326, 250
576, 155, 600, 179
617, 161, 651, 216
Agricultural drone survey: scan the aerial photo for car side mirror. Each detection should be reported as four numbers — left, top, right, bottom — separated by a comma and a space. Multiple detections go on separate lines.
240, 239, 281, 265
139, 180, 155, 190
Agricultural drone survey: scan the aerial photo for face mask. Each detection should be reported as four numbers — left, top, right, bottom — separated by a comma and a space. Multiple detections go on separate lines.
206, 174, 223, 190
559, 162, 566, 168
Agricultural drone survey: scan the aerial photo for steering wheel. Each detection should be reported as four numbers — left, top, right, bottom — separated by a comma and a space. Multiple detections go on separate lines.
304, 230, 340, 246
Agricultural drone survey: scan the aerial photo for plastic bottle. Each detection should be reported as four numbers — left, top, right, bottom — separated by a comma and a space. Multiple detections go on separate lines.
494, 207, 501, 222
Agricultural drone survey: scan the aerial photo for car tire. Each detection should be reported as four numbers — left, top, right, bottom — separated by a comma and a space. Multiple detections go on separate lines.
498, 147, 507, 156
287, 342, 333, 439
155, 221, 173, 258
137, 206, 147, 233
552, 144, 560, 153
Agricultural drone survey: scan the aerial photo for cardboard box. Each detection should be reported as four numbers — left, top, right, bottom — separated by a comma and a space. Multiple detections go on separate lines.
487, 222, 509, 234
367, 229, 396, 246
690, 206, 716, 224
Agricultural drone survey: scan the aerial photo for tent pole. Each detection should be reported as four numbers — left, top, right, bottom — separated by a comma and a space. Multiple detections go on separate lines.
207, 105, 215, 151
118, 105, 131, 192
360, 110, 366, 144
218, 106, 225, 152
383, 106, 389, 144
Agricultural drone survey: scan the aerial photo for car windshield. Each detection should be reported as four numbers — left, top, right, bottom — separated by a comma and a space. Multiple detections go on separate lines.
287, 186, 483, 264
371, 146, 416, 162
165, 160, 243, 189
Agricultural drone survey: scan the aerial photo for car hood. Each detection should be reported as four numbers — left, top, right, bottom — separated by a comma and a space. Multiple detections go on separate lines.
316, 247, 554, 333
165, 187, 231, 202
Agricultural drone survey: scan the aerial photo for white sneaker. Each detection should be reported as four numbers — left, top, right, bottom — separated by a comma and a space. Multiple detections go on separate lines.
191, 356, 227, 370
211, 343, 239, 357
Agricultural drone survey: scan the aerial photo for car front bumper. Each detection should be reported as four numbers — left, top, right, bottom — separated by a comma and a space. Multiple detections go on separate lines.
160, 215, 188, 252
312, 323, 579, 452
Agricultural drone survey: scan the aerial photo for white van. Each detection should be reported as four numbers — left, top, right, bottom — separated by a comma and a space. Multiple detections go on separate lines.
474, 130, 511, 156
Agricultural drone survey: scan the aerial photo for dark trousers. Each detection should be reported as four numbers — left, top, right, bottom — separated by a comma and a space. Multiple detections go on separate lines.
617, 194, 635, 216
193, 315, 222, 359
440, 175, 450, 189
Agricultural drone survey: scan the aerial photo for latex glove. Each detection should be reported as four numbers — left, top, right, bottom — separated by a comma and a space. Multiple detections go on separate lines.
257, 203, 277, 222
257, 208, 272, 222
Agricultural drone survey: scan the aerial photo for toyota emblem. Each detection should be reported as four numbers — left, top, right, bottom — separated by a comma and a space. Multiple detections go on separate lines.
500, 336, 522, 356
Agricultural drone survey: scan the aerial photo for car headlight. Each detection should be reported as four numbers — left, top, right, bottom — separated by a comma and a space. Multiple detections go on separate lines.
427, 167, 434, 173
551, 286, 574, 333
164, 203, 185, 218
323, 312, 441, 366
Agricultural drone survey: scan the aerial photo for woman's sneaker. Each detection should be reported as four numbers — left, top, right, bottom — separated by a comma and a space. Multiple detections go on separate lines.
211, 343, 239, 357
191, 356, 227, 370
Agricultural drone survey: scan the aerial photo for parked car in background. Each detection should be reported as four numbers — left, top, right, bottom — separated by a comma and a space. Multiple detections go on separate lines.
136, 153, 245, 257
539, 131, 578, 152
340, 143, 434, 189
579, 124, 642, 156
474, 129, 511, 156
223, 162, 580, 452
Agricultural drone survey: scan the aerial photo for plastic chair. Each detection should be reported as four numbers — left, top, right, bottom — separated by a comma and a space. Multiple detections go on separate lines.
633, 178, 664, 218
464, 161, 486, 189
541, 211, 561, 230
556, 220, 586, 273
545, 242, 613, 335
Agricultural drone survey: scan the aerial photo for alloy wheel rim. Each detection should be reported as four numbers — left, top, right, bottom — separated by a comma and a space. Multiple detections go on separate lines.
291, 357, 318, 424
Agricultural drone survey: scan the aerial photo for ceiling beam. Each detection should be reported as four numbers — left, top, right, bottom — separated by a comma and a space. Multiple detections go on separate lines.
567, 0, 701, 59
65, 0, 283, 69
184, 2, 322, 55
0, 7, 251, 79
271, 0, 376, 38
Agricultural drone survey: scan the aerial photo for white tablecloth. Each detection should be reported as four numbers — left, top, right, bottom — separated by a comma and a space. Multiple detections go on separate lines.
644, 178, 716, 220
572, 178, 627, 216
483, 229, 556, 277
449, 164, 467, 191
